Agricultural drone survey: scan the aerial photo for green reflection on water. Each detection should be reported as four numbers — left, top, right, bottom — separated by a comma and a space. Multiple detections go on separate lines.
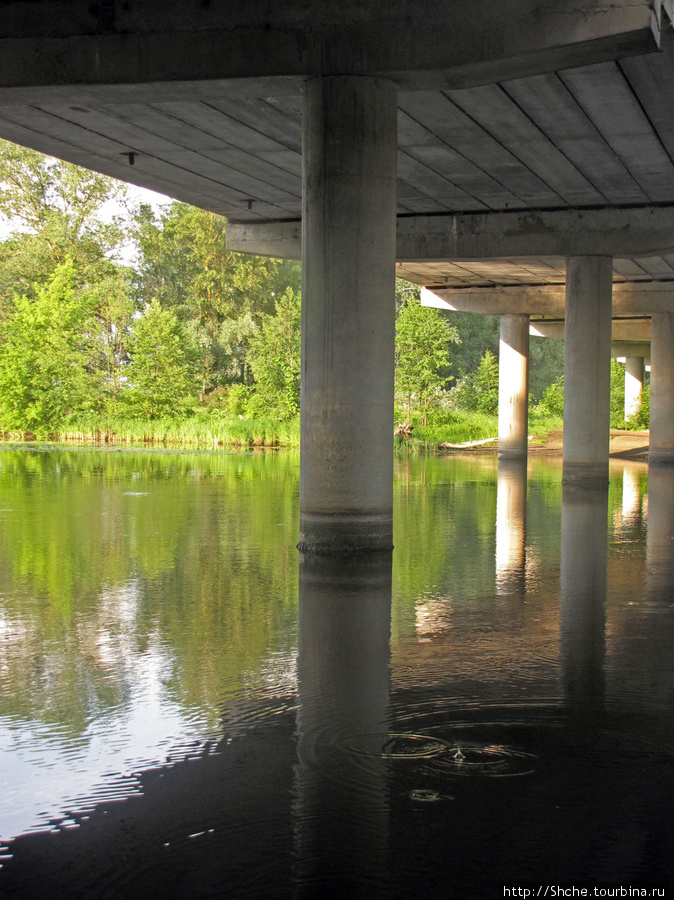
0, 448, 647, 745
0, 449, 301, 738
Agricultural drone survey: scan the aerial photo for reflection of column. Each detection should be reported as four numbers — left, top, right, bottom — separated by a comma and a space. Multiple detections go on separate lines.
563, 256, 613, 486
294, 552, 392, 897
495, 458, 528, 598
624, 356, 644, 421
498, 314, 530, 460
560, 486, 608, 713
649, 312, 674, 465
299, 76, 397, 552
621, 466, 642, 523
646, 467, 674, 604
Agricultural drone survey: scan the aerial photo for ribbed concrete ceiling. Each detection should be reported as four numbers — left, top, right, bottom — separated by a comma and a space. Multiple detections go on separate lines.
0, 2, 672, 289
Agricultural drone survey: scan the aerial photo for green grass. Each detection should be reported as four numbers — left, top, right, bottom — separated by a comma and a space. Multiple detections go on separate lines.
2, 408, 564, 452
527, 409, 564, 443
395, 408, 564, 451
412, 410, 499, 445
1, 414, 301, 450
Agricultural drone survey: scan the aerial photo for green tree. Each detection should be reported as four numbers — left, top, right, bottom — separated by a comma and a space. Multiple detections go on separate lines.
450, 349, 500, 414
395, 294, 459, 426
0, 260, 95, 433
133, 203, 301, 397
123, 300, 195, 418
86, 271, 136, 415
247, 287, 301, 420
537, 375, 565, 417
0, 140, 128, 310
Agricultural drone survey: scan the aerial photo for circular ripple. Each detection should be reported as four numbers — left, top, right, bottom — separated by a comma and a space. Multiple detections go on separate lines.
342, 732, 451, 759
432, 741, 538, 778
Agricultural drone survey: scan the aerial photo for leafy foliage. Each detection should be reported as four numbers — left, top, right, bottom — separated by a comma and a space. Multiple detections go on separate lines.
247, 288, 301, 421
122, 300, 195, 419
537, 376, 565, 417
0, 140, 580, 442
133, 202, 301, 395
395, 290, 459, 426
0, 261, 95, 433
0, 140, 128, 311
450, 349, 500, 414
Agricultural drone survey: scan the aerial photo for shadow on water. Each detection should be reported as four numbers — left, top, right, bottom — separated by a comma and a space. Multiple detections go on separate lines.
1, 452, 674, 897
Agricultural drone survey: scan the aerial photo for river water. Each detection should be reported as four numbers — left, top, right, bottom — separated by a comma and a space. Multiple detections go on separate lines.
0, 448, 672, 898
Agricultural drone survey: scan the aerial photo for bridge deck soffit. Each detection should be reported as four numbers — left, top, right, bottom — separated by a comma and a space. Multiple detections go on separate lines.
0, 2, 660, 92
0, 2, 671, 248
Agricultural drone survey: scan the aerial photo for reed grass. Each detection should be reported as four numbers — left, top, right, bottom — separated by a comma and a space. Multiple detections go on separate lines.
2, 409, 562, 452
1, 414, 301, 450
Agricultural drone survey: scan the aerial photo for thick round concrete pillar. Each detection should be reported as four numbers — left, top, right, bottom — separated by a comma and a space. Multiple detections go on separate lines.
562, 256, 613, 487
299, 77, 398, 553
498, 314, 530, 459
649, 312, 674, 465
624, 356, 644, 421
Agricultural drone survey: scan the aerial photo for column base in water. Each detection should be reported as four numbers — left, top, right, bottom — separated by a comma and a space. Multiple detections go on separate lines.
561, 464, 611, 488
298, 512, 393, 555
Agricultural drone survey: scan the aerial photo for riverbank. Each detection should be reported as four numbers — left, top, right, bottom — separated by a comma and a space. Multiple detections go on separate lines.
1, 417, 649, 459
433, 428, 650, 461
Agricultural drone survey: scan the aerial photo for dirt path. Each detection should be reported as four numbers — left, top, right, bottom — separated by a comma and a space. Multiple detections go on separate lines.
530, 429, 649, 460
439, 430, 650, 461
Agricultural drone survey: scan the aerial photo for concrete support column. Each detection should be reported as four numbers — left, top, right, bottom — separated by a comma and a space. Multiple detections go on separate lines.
624, 356, 644, 421
498, 314, 530, 459
563, 256, 613, 486
649, 312, 674, 465
299, 76, 398, 553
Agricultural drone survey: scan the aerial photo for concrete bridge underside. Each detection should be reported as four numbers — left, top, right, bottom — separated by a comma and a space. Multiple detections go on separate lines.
2, 1, 674, 549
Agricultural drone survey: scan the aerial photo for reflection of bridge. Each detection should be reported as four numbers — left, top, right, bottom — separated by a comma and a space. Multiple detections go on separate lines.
2, 2, 674, 549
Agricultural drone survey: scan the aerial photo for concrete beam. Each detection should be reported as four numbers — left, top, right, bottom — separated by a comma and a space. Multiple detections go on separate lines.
422, 283, 674, 317
530, 324, 652, 362
612, 342, 651, 363
531, 318, 652, 342
228, 205, 674, 260
0, 1, 659, 95
536, 331, 652, 362
396, 207, 674, 262
227, 221, 302, 261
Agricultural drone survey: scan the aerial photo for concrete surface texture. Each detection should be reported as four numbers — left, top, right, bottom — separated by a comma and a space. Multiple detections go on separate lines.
1, 3, 673, 293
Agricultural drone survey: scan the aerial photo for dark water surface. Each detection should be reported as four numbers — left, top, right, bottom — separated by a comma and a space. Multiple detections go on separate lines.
0, 448, 672, 898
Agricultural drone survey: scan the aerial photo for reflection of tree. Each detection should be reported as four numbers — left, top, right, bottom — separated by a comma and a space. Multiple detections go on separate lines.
0, 450, 299, 740
393, 457, 498, 617
0, 452, 574, 744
